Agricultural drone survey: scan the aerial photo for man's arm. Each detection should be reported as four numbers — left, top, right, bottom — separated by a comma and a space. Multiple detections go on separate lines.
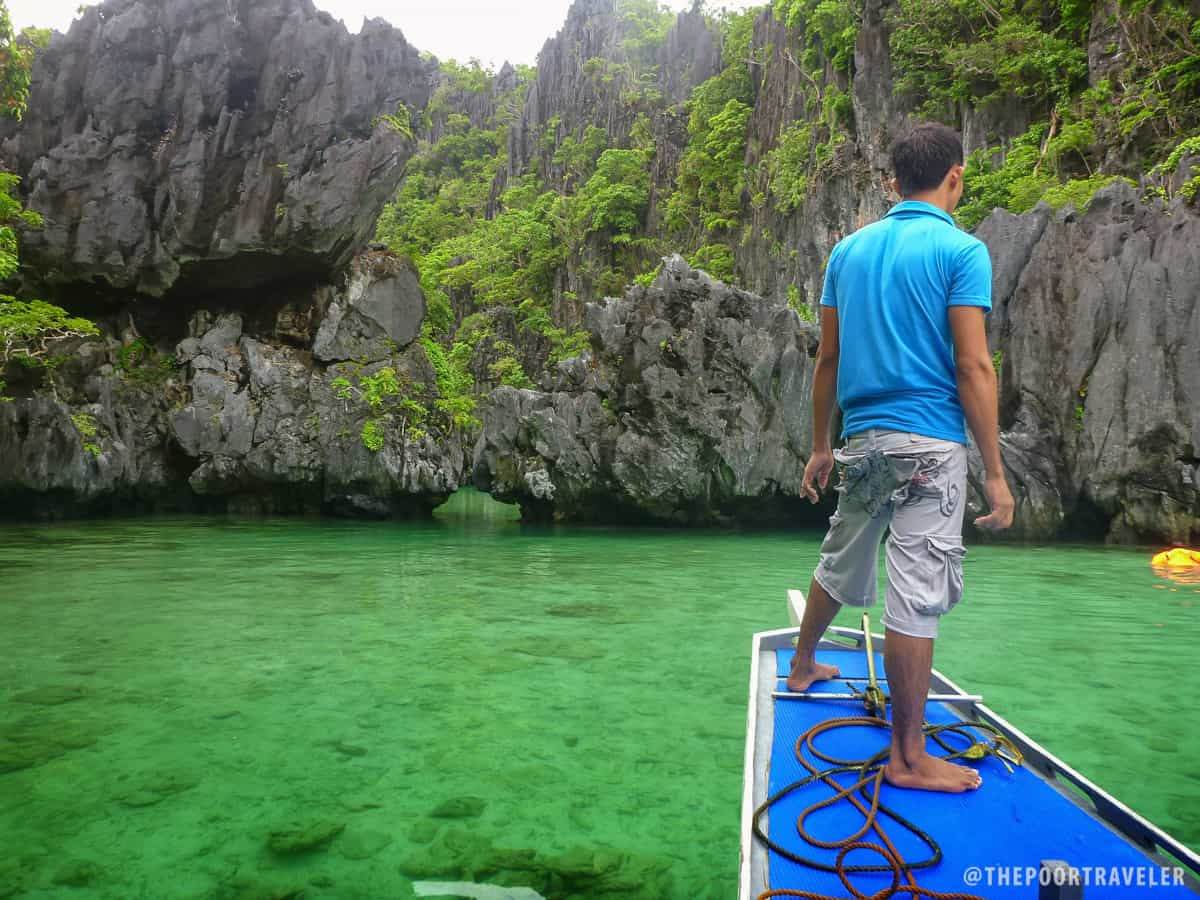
801, 305, 840, 502
948, 305, 1014, 530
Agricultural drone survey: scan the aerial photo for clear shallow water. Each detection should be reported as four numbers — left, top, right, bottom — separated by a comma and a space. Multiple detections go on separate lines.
1, 490, 1197, 899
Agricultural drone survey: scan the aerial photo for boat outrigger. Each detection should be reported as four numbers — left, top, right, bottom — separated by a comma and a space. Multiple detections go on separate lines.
739, 591, 1200, 899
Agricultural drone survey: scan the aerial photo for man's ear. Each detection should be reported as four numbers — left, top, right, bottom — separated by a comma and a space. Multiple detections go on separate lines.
947, 164, 964, 191
891, 177, 901, 195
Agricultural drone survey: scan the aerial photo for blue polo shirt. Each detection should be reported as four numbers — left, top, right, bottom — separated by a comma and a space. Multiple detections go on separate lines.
820, 200, 992, 444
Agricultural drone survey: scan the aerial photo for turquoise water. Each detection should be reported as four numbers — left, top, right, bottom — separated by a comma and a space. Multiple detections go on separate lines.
1, 490, 1197, 899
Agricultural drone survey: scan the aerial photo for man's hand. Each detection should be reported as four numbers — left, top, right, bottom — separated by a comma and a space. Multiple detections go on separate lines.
802, 448, 835, 503
974, 474, 1015, 530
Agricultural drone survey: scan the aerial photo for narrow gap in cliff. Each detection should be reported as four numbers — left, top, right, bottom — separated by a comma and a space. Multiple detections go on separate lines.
432, 487, 522, 523
718, 494, 839, 530
1058, 493, 1112, 542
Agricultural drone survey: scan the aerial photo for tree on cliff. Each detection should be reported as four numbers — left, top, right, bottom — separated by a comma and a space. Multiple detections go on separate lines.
0, 0, 97, 395
0, 2, 47, 121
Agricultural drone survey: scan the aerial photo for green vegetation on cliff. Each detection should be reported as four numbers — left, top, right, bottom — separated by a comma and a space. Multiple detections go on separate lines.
956, 122, 1136, 228
774, 0, 858, 74
0, 1, 98, 398
665, 7, 755, 254
375, 64, 537, 431
374, 51, 655, 418
374, 0, 1199, 410
890, 0, 1089, 114
0, 2, 47, 121
889, 0, 1199, 227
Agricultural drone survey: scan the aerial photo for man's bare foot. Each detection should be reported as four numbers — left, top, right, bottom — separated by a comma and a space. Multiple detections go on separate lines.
785, 660, 841, 692
884, 751, 982, 793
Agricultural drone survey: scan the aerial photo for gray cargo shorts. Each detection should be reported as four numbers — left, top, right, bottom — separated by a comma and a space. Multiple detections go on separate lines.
813, 428, 968, 639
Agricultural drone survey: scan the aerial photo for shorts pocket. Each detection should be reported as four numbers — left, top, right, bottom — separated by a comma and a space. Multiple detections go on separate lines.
833, 445, 868, 467
833, 447, 889, 512
921, 534, 966, 614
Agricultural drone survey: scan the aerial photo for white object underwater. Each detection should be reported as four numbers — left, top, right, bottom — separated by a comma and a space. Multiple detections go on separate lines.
412, 882, 547, 900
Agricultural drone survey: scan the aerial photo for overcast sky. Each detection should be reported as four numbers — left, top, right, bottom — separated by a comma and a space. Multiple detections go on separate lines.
8, 0, 763, 68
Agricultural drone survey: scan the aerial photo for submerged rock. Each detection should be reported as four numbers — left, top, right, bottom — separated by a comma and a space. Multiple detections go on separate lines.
413, 882, 546, 899
398, 826, 675, 899
539, 846, 675, 896
0, 715, 103, 774
430, 796, 488, 819
117, 770, 199, 808
399, 826, 498, 880
51, 859, 104, 888
267, 820, 346, 855
0, 868, 21, 899
337, 827, 394, 860
214, 873, 307, 900
408, 819, 440, 844
0, 739, 66, 774
10, 685, 88, 705
339, 795, 385, 813
118, 791, 168, 809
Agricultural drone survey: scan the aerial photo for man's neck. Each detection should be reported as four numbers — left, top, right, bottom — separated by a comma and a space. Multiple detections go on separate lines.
903, 191, 955, 215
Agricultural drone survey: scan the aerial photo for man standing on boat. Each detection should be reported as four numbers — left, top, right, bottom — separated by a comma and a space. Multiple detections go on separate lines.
788, 123, 1015, 793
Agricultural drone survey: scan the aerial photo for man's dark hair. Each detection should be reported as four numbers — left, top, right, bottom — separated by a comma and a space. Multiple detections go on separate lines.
891, 124, 964, 197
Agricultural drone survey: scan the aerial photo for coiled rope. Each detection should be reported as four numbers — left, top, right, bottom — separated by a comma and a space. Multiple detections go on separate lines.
753, 715, 1021, 900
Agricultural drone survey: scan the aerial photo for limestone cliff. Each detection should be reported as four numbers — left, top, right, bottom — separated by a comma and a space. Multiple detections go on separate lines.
472, 255, 822, 526
453, 0, 1200, 542
473, 187, 1200, 543
0, 0, 434, 298
975, 183, 1200, 543
1, 0, 1196, 544
0, 0, 465, 519
0, 253, 466, 518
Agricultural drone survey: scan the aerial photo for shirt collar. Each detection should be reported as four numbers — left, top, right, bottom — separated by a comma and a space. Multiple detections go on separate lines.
885, 200, 957, 227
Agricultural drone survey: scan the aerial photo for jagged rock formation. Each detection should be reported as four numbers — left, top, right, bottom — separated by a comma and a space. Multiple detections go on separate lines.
0, 0, 433, 297
739, 5, 884, 306
508, 0, 719, 191
502, 0, 721, 320
496, 0, 1043, 337
468, 0, 1199, 542
474, 188, 1199, 543
975, 182, 1200, 544
0, 253, 465, 518
428, 63, 521, 147
1, 0, 1196, 545
737, 0, 1042, 307
313, 254, 426, 362
0, 0, 467, 519
472, 256, 824, 526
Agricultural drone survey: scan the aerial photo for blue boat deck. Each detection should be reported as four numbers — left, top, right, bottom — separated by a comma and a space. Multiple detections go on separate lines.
753, 644, 1199, 899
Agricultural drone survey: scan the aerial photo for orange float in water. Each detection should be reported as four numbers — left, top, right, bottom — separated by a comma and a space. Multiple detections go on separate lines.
1151, 547, 1200, 567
